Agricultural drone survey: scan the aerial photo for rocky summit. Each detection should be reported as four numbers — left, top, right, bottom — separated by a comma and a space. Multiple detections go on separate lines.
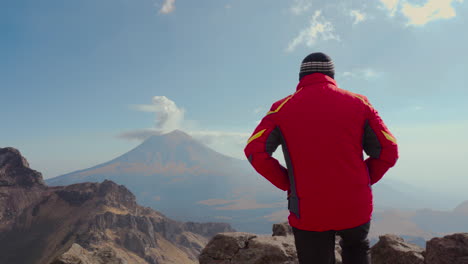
0, 147, 234, 264
199, 222, 468, 264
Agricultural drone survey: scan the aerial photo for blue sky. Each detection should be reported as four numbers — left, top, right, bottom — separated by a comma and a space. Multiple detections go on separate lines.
1, 0, 467, 201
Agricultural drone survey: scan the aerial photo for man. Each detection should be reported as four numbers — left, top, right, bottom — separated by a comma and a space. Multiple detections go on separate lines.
244, 52, 398, 264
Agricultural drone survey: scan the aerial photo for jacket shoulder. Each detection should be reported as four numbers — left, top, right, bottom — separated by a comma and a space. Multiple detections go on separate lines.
270, 95, 292, 111
343, 90, 373, 108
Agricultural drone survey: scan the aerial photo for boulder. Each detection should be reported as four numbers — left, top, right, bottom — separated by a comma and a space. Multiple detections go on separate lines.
371, 234, 424, 264
51, 243, 126, 264
199, 232, 297, 264
272, 222, 293, 237
425, 233, 468, 264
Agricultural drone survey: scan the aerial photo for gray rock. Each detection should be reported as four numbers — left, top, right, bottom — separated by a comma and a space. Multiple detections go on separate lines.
371, 234, 424, 264
426, 233, 468, 264
272, 222, 293, 237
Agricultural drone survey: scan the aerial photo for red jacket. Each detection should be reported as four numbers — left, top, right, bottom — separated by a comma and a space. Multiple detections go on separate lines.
244, 73, 398, 231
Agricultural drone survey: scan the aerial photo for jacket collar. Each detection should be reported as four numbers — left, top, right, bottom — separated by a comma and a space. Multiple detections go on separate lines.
296, 73, 337, 91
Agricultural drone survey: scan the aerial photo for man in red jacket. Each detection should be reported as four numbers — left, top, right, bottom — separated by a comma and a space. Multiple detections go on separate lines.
244, 52, 398, 264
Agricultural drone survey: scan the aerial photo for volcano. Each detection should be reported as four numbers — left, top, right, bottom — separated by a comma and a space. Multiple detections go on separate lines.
47, 130, 285, 233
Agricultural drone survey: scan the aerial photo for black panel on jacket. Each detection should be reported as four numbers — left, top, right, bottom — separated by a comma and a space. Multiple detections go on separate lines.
363, 120, 381, 158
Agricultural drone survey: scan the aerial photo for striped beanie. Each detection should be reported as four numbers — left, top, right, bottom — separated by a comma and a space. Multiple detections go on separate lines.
299, 52, 335, 80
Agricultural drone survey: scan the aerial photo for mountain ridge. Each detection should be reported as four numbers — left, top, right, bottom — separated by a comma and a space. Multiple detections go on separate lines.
0, 147, 235, 264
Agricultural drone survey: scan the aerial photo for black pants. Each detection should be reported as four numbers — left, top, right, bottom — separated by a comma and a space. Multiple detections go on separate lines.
292, 222, 371, 264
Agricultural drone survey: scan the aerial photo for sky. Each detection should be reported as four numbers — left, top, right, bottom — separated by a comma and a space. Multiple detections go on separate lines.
1, 0, 467, 201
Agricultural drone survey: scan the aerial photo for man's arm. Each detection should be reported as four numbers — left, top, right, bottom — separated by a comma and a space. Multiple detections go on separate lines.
244, 113, 289, 191
362, 97, 399, 185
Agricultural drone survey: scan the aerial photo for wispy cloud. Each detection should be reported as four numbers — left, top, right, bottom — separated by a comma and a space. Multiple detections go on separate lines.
401, 0, 463, 26
290, 0, 313, 15
159, 0, 176, 14
379, 0, 400, 16
378, 0, 463, 25
350, 10, 367, 25
253, 106, 266, 114
342, 68, 383, 80
286, 10, 340, 52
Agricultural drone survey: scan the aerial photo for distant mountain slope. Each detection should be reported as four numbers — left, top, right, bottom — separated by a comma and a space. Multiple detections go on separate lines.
47, 130, 283, 233
0, 147, 234, 264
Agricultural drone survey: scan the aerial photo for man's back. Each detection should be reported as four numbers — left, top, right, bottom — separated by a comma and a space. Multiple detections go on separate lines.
245, 72, 398, 231
271, 73, 377, 231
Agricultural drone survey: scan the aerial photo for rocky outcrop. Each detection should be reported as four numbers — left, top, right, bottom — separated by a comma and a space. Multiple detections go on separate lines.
199, 224, 343, 264
0, 147, 235, 264
371, 234, 424, 264
425, 233, 468, 264
0, 147, 45, 187
199, 232, 298, 264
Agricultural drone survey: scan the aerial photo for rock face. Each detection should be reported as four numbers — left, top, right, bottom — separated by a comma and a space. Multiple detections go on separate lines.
0, 147, 45, 187
425, 233, 468, 264
371, 234, 425, 264
0, 148, 46, 230
0, 147, 235, 264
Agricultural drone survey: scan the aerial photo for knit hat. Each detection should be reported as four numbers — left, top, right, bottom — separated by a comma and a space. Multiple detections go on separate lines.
299, 52, 335, 80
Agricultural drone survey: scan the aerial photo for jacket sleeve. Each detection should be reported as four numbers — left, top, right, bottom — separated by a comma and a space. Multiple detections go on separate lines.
362, 97, 399, 185
244, 111, 289, 191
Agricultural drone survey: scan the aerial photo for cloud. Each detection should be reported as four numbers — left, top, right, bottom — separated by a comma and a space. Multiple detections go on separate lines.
159, 0, 176, 14
341, 68, 382, 80
379, 0, 400, 16
378, 0, 463, 25
286, 10, 340, 52
401, 0, 463, 26
350, 10, 367, 25
290, 0, 313, 15
253, 107, 266, 114
132, 96, 185, 133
